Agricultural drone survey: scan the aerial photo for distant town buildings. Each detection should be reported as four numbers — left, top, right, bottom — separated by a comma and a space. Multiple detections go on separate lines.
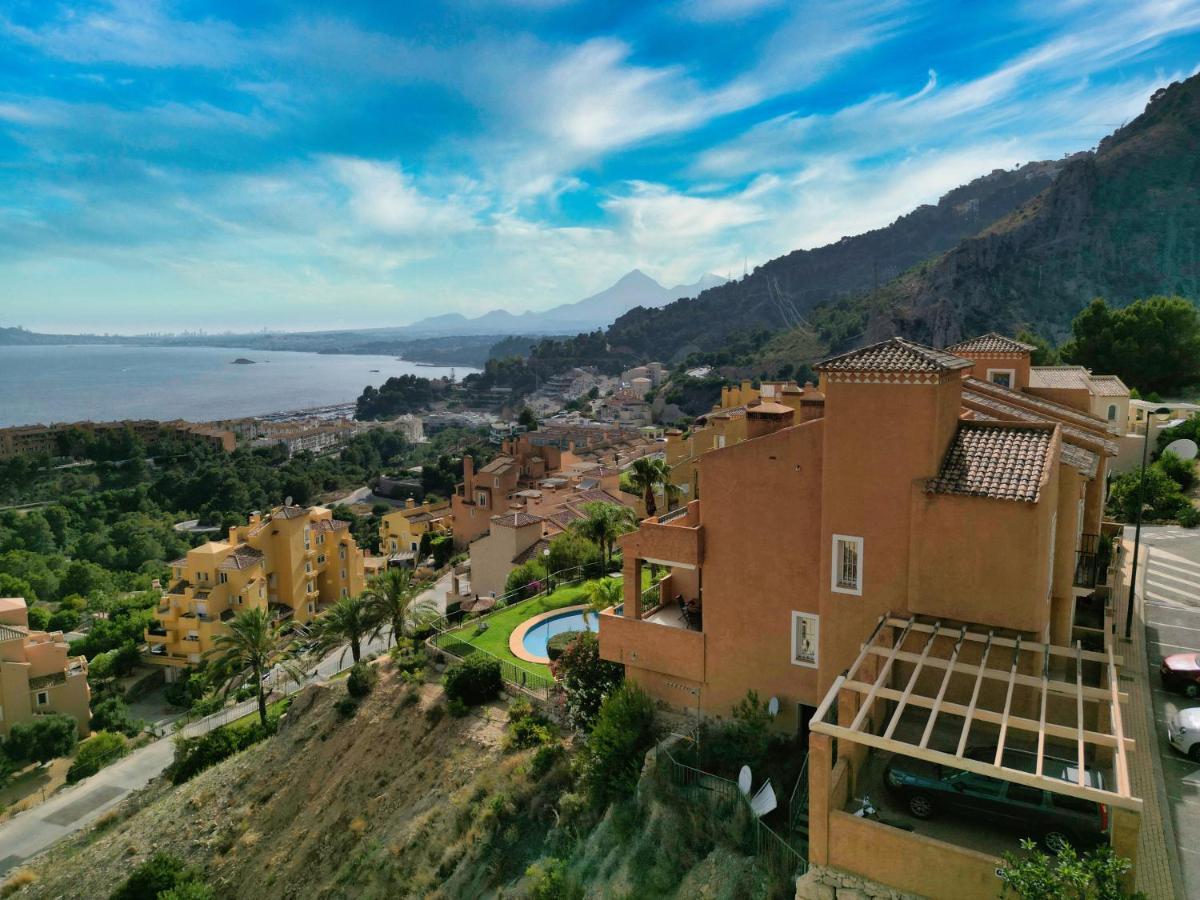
146, 503, 365, 675
0, 419, 235, 460
0, 598, 90, 738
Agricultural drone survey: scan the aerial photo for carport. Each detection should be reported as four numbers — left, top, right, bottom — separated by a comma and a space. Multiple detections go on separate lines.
805, 613, 1143, 899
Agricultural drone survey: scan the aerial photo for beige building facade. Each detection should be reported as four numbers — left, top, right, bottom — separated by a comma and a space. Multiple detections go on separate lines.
0, 598, 91, 739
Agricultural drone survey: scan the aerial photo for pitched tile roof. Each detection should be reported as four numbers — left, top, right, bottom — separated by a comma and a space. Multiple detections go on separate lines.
313, 518, 350, 533
548, 507, 585, 529
479, 456, 515, 475
274, 505, 309, 519
167, 556, 188, 568
927, 422, 1054, 503
964, 376, 1113, 438
490, 511, 545, 528
945, 332, 1036, 354
968, 408, 1099, 477
219, 546, 265, 570
512, 538, 552, 566
1028, 366, 1094, 390
1089, 374, 1129, 397
817, 337, 973, 374
0, 623, 27, 642
571, 488, 627, 505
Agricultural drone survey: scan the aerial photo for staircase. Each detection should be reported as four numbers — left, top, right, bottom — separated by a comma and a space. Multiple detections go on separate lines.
788, 754, 810, 851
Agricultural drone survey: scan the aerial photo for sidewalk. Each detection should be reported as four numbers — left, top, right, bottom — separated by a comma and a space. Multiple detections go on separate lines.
1113, 536, 1186, 900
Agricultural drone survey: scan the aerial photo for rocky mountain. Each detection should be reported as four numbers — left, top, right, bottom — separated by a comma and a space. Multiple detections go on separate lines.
834, 74, 1200, 349
605, 158, 1072, 360
404, 269, 726, 336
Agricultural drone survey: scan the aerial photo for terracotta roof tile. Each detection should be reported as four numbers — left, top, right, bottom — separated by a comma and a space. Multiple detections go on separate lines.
817, 337, 972, 374
274, 505, 308, 520
945, 332, 1036, 354
964, 378, 1116, 452
927, 422, 1054, 503
512, 538, 552, 566
968, 408, 1099, 477
490, 511, 545, 527
1029, 366, 1094, 390
313, 518, 350, 533
219, 546, 265, 570
1089, 374, 1129, 397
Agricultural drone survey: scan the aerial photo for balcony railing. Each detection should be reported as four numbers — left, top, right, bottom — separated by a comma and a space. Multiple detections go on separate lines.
1073, 533, 1102, 589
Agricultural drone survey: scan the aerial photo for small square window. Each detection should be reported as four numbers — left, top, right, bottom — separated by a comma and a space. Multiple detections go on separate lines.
986, 368, 1015, 389
36, 691, 49, 707
791, 612, 818, 668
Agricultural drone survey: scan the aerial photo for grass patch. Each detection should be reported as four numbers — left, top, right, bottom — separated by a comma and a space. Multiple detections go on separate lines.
228, 697, 292, 732
442, 581, 597, 678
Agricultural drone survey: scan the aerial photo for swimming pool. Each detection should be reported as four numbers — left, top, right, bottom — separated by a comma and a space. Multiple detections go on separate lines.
519, 607, 599, 662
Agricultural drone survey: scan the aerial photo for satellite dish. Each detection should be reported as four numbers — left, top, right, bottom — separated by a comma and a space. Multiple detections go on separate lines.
750, 779, 777, 818
1165, 438, 1199, 461
737, 765, 752, 796
767, 696, 780, 717
285, 495, 293, 506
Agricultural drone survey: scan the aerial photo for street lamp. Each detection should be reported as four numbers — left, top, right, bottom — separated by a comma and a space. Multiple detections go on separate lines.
1125, 406, 1173, 640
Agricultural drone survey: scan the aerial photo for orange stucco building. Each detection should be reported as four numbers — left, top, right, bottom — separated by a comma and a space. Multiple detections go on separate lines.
0, 598, 91, 739
600, 335, 1118, 730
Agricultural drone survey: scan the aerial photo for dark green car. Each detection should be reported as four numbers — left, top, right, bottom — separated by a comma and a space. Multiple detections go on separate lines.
883, 747, 1109, 850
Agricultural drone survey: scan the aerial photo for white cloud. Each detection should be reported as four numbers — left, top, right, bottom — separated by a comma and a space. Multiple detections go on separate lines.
325, 157, 482, 236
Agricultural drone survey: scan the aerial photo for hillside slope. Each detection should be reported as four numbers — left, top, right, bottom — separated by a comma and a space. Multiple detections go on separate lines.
822, 74, 1200, 349
605, 158, 1069, 360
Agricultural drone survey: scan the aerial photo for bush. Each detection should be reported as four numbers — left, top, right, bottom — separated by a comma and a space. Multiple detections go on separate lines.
164, 671, 206, 708
504, 715, 553, 752
167, 722, 267, 784
504, 559, 547, 600
67, 731, 128, 782
582, 683, 657, 808
530, 741, 565, 779
4, 713, 78, 765
347, 661, 378, 698
699, 690, 776, 777
524, 857, 583, 900
508, 696, 534, 722
335, 697, 359, 719
443, 655, 502, 706
89, 695, 142, 737
1157, 449, 1197, 492
47, 608, 80, 633
109, 852, 207, 900
998, 840, 1137, 899
546, 630, 584, 662
1181, 505, 1200, 528
1108, 465, 1186, 521
550, 632, 623, 731
25, 605, 51, 631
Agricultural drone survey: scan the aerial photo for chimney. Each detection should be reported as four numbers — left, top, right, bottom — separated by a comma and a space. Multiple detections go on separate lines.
463, 454, 475, 496
746, 402, 795, 439
406, 497, 416, 509
799, 382, 826, 422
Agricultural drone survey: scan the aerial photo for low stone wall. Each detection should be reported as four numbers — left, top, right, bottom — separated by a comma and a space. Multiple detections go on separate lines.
795, 864, 923, 900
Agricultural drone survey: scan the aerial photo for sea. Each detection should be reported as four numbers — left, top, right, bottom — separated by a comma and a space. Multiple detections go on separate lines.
0, 345, 477, 428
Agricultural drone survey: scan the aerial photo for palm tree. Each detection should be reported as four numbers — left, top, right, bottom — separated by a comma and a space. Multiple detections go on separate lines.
582, 576, 623, 627
205, 608, 306, 730
363, 568, 437, 648
626, 456, 673, 518
571, 502, 639, 568
309, 594, 374, 665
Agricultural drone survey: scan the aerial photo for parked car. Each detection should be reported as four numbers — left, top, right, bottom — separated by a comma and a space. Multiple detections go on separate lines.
1167, 708, 1200, 761
1160, 653, 1200, 698
883, 747, 1109, 850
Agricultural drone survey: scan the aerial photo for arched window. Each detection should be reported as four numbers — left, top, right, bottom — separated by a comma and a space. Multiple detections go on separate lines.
1107, 404, 1117, 421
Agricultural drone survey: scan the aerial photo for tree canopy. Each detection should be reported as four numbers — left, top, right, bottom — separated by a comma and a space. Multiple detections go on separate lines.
1062, 296, 1200, 395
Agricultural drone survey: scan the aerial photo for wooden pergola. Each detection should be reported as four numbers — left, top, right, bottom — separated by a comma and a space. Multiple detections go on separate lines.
810, 614, 1141, 812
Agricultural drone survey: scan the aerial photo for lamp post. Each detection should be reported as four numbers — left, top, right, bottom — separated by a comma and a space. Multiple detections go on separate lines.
1125, 406, 1173, 640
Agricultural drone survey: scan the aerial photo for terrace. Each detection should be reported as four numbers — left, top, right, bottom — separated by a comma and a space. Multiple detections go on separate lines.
806, 613, 1140, 898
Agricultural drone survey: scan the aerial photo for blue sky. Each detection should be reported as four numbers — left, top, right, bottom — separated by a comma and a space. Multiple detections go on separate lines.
1, 0, 1198, 333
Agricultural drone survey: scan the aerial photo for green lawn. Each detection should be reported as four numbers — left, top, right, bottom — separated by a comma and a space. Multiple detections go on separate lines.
228, 696, 293, 731
442, 580, 597, 678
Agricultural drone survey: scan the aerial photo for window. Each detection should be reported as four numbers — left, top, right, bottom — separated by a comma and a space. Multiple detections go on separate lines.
1107, 404, 1117, 421
303, 526, 311, 550
317, 534, 325, 545
341, 569, 347, 580
1136, 409, 1144, 421
716, 435, 726, 449
476, 491, 488, 507
831, 535, 863, 595
791, 612, 818, 667
307, 581, 315, 594
218, 572, 227, 584
36, 691, 48, 707
305, 561, 312, 574
1006, 784, 1044, 806
339, 546, 346, 560
317, 554, 326, 564
987, 368, 1015, 388
341, 588, 349, 598
410, 541, 418, 551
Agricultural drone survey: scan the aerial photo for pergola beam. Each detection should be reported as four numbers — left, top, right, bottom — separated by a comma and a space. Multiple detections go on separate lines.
883, 616, 1122, 667
920, 625, 967, 750
884, 620, 941, 740
1076, 642, 1087, 787
1035, 647, 1050, 778
993, 636, 1022, 768
956, 631, 994, 757
1109, 643, 1131, 797
850, 618, 914, 733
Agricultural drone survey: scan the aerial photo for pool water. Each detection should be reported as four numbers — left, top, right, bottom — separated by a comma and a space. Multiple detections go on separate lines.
521, 609, 599, 660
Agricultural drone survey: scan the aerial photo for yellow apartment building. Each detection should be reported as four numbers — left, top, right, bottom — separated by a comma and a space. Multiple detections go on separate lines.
146, 504, 365, 674
0, 598, 91, 739
379, 499, 452, 563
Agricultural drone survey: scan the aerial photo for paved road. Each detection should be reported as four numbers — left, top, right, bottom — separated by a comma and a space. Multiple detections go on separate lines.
1136, 525, 1200, 897
0, 627, 397, 878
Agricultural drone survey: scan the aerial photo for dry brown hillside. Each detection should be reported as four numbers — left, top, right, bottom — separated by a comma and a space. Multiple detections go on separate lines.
18, 670, 570, 900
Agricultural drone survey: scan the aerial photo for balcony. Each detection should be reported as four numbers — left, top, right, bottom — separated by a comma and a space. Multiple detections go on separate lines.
599, 606, 705, 681
1073, 533, 1103, 589
620, 500, 704, 570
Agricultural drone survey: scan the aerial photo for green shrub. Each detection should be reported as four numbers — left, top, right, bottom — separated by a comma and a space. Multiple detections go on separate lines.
582, 683, 657, 808
89, 695, 142, 737
25, 605, 51, 631
109, 852, 206, 900
164, 671, 206, 708
524, 857, 583, 900
335, 697, 359, 719
47, 608, 81, 633
443, 655, 502, 706
546, 630, 584, 662
508, 696, 534, 722
1158, 450, 1197, 492
530, 741, 565, 779
158, 883, 215, 900
67, 731, 128, 783
1180, 505, 1200, 528
504, 559, 547, 600
347, 661, 378, 698
699, 690, 775, 776
4, 713, 78, 765
504, 715, 553, 752
166, 722, 267, 784
1108, 465, 1186, 521
550, 632, 623, 731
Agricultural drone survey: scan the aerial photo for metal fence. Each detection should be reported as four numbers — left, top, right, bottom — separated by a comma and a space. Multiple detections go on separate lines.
428, 629, 556, 699
787, 755, 809, 834
656, 740, 808, 880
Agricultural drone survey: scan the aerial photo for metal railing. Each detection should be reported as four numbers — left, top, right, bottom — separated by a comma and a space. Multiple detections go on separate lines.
787, 754, 809, 835
656, 739, 808, 879
428, 630, 555, 699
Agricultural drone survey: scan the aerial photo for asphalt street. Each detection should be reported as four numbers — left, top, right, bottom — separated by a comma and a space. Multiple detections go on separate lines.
1136, 524, 1200, 898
